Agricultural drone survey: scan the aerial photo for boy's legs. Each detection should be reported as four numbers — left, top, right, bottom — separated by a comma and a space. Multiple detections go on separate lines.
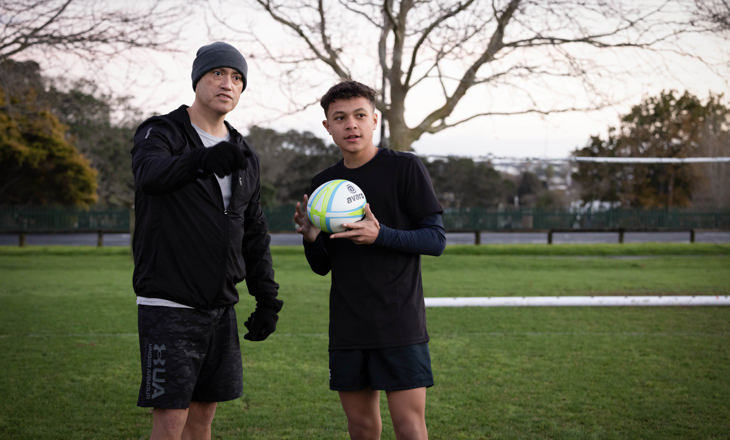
386, 387, 428, 440
338, 389, 382, 440
332, 344, 431, 439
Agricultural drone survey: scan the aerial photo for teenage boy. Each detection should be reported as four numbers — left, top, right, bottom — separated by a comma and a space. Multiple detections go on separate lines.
132, 42, 283, 440
294, 80, 445, 440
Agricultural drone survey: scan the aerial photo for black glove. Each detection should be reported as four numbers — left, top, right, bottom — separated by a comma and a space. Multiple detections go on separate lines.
244, 297, 283, 341
193, 141, 248, 178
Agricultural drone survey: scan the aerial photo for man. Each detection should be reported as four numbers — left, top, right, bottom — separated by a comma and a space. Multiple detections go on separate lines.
293, 80, 445, 440
131, 41, 282, 440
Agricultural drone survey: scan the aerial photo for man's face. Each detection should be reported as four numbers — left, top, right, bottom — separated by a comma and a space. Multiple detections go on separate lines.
322, 96, 378, 154
195, 67, 244, 115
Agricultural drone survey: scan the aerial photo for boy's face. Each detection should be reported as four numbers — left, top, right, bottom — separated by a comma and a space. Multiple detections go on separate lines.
322, 96, 378, 155
194, 67, 244, 116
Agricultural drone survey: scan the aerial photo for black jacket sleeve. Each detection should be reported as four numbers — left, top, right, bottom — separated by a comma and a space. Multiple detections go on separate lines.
131, 118, 202, 194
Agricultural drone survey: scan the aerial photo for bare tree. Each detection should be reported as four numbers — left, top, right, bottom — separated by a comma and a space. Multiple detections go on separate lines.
694, 0, 730, 32
0, 0, 197, 68
210, 0, 729, 151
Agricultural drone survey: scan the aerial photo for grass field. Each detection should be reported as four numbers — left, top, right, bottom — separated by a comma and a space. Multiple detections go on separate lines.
1, 243, 729, 439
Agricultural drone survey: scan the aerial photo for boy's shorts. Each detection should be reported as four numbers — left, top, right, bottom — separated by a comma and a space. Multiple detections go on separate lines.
329, 343, 434, 392
137, 305, 243, 409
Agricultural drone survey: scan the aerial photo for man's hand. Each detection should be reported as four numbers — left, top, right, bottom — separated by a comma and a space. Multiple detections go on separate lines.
330, 203, 380, 245
294, 194, 321, 242
196, 141, 247, 177
243, 298, 283, 341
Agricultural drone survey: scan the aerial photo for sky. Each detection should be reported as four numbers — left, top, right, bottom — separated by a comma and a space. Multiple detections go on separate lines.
27, 2, 730, 161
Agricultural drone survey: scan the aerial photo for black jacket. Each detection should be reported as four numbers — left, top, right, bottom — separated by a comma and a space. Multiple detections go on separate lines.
131, 105, 279, 308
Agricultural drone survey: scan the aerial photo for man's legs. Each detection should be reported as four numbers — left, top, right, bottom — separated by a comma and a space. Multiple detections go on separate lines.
150, 401, 217, 440
150, 408, 187, 440
338, 388, 382, 440
386, 387, 428, 440
183, 402, 217, 440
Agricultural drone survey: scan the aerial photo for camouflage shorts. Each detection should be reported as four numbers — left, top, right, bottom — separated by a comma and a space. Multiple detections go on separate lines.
137, 305, 243, 408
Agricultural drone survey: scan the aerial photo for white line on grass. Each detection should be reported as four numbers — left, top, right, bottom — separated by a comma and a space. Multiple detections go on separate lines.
425, 295, 730, 307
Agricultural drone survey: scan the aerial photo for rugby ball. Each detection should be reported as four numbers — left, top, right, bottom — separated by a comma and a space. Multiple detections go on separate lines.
307, 179, 366, 233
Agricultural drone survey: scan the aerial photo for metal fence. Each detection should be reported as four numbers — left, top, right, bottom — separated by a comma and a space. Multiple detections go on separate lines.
1, 206, 729, 234
439, 208, 730, 231
0, 206, 131, 232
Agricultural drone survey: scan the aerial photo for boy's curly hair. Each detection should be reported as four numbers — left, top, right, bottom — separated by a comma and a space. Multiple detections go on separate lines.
320, 80, 377, 116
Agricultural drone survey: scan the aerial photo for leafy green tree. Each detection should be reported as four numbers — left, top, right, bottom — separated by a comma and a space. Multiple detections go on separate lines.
1, 59, 142, 207
45, 80, 140, 207
0, 83, 97, 206
572, 90, 730, 208
424, 157, 512, 209
619, 91, 706, 208
692, 99, 730, 208
246, 125, 340, 206
516, 171, 544, 207
509, 164, 572, 209
571, 132, 629, 208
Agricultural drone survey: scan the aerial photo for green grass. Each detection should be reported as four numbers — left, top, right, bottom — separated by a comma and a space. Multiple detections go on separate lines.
1, 244, 729, 439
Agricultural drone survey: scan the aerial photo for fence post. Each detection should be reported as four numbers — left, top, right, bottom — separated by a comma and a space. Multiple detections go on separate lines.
547, 230, 553, 245
690, 229, 695, 243
97, 231, 104, 247
474, 230, 481, 245
618, 228, 624, 244
19, 232, 26, 247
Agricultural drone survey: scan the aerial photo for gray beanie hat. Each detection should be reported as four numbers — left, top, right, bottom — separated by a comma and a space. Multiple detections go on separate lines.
191, 42, 248, 92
